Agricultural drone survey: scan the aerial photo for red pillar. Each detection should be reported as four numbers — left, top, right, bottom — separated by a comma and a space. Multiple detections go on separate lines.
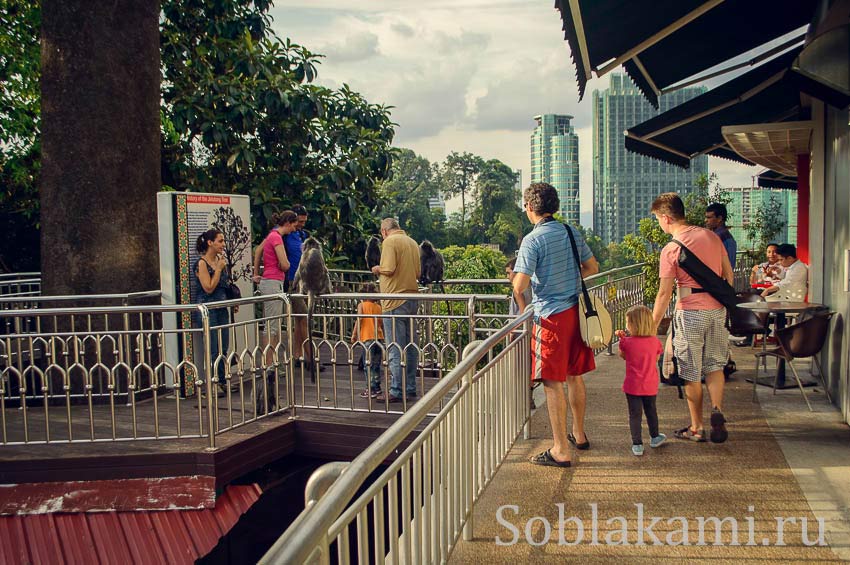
796, 154, 810, 264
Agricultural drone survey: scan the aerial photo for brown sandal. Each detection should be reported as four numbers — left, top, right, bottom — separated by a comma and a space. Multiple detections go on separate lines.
674, 426, 706, 442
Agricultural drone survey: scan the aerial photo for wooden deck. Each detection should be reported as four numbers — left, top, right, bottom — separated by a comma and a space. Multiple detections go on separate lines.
0, 358, 443, 489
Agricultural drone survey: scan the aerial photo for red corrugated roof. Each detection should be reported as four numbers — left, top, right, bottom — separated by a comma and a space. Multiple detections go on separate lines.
0, 484, 261, 564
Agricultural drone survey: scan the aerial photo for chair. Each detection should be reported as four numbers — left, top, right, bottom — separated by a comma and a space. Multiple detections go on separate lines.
753, 311, 834, 411
729, 293, 770, 365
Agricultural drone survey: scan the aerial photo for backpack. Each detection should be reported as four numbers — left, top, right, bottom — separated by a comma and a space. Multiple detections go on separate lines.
671, 239, 738, 313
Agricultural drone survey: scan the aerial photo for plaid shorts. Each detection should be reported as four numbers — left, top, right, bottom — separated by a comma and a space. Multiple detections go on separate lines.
671, 308, 728, 382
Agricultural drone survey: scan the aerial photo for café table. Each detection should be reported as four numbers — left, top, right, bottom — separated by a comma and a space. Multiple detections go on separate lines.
737, 301, 826, 388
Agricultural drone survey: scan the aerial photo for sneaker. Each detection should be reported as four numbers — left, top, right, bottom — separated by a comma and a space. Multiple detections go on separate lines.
710, 408, 728, 443
650, 433, 667, 448
631, 444, 644, 456
359, 389, 380, 399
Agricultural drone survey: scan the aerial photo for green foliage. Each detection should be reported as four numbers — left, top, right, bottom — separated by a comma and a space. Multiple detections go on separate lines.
440, 245, 507, 293
0, 0, 41, 271
604, 242, 633, 270
743, 194, 786, 254
160, 1, 396, 260
0, 0, 396, 271
573, 225, 607, 269
376, 148, 446, 247
439, 152, 484, 232
684, 172, 732, 227
469, 159, 528, 253
621, 218, 671, 304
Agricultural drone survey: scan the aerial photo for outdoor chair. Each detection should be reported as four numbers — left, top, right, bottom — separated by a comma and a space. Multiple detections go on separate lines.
753, 311, 835, 411
730, 293, 770, 366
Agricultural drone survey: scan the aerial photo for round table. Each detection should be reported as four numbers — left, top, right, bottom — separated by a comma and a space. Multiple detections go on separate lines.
737, 301, 826, 387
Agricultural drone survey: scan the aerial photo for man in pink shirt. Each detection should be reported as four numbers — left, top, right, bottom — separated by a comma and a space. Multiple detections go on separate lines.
650, 193, 734, 444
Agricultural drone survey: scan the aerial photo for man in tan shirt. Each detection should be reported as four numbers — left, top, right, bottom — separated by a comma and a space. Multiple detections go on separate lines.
371, 218, 421, 402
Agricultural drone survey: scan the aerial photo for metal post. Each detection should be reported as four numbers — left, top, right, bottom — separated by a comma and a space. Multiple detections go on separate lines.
200, 305, 216, 449
466, 297, 476, 346
461, 340, 480, 541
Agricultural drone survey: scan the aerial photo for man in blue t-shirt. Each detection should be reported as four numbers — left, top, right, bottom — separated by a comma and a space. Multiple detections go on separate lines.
705, 202, 737, 269
512, 182, 599, 468
285, 205, 310, 361
284, 204, 309, 292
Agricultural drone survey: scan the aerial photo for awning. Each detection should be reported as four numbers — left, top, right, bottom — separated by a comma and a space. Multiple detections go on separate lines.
788, 24, 850, 109
757, 169, 798, 190
624, 47, 807, 169
554, 0, 816, 105
722, 121, 812, 177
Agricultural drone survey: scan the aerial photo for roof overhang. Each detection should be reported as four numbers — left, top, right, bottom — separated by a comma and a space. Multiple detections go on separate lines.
721, 121, 812, 177
788, 24, 850, 109
624, 48, 806, 169
757, 169, 798, 190
554, 0, 816, 106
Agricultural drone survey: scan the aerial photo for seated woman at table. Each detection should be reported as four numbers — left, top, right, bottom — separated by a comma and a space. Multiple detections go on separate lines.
750, 243, 785, 287
761, 244, 807, 302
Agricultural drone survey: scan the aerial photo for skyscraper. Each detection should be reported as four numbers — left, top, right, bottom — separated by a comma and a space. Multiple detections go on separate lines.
593, 74, 709, 243
725, 186, 798, 249
530, 114, 580, 224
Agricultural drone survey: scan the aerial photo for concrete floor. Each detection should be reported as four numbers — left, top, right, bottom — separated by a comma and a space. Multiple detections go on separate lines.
448, 345, 850, 563
756, 368, 850, 561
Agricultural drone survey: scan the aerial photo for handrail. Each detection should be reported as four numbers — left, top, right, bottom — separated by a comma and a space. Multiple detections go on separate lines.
0, 290, 162, 304
259, 308, 533, 564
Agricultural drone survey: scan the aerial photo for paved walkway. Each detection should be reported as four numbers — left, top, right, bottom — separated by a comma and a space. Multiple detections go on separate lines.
450, 346, 850, 563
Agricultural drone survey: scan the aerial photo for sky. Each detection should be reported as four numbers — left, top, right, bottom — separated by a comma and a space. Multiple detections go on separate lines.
271, 0, 760, 227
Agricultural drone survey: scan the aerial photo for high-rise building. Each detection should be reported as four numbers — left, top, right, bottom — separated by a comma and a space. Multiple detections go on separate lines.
593, 74, 709, 243
725, 186, 798, 249
530, 115, 580, 224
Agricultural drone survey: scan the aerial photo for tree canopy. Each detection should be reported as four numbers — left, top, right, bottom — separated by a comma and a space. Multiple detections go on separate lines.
0, 0, 397, 271
0, 0, 40, 271
161, 0, 395, 263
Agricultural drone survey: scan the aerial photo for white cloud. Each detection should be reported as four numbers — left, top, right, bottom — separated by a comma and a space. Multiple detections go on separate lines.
317, 31, 380, 63
273, 1, 759, 221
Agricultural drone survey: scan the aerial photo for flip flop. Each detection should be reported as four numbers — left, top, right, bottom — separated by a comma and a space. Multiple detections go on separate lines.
530, 449, 572, 468
568, 433, 590, 450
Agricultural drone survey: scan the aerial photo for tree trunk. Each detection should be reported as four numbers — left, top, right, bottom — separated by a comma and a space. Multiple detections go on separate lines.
40, 0, 161, 296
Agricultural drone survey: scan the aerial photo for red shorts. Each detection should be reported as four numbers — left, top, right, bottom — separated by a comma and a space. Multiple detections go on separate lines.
531, 305, 596, 382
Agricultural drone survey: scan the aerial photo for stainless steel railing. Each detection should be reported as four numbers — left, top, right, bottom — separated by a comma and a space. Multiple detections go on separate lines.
260, 309, 534, 564
0, 294, 293, 446
0, 272, 41, 298
0, 292, 520, 446
0, 256, 759, 447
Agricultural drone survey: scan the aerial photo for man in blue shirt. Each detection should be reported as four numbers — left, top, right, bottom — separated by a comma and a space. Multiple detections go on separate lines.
512, 183, 599, 468
705, 202, 737, 269
284, 204, 309, 291
286, 205, 309, 361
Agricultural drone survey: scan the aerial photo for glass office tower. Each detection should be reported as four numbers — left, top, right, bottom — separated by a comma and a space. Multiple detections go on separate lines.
530, 114, 580, 225
593, 74, 709, 243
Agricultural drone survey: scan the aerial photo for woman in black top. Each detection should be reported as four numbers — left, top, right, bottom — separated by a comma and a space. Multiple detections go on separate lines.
195, 229, 230, 396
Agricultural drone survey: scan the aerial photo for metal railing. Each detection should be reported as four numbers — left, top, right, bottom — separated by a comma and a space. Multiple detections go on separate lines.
0, 294, 294, 446
0, 292, 519, 446
0, 272, 41, 299
0, 256, 760, 448
260, 309, 533, 564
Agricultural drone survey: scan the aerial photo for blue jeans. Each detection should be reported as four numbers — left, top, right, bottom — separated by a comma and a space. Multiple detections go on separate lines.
382, 300, 419, 398
205, 306, 230, 385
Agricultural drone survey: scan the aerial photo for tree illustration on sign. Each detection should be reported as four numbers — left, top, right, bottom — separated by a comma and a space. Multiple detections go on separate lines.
210, 206, 252, 282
